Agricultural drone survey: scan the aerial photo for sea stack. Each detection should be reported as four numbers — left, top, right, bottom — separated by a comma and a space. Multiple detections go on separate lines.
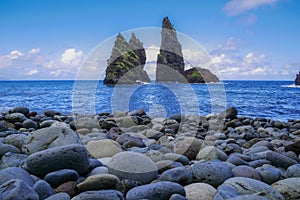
156, 17, 185, 82
104, 33, 150, 85
295, 72, 300, 86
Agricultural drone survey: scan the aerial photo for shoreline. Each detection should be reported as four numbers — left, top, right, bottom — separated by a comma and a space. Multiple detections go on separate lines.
0, 106, 300, 199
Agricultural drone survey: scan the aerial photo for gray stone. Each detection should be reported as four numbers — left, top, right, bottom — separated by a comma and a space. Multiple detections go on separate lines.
0, 152, 28, 169
22, 119, 38, 129
33, 180, 54, 200
191, 161, 233, 187
164, 153, 190, 165
0, 179, 39, 200
0, 167, 35, 186
216, 177, 284, 200
22, 126, 81, 154
196, 146, 228, 161
227, 194, 270, 200
12, 106, 30, 115
4, 133, 27, 149
265, 151, 297, 169
89, 166, 109, 175
159, 167, 193, 185
0, 142, 21, 157
169, 194, 188, 200
184, 183, 217, 200
0, 121, 8, 132
107, 151, 158, 184
286, 164, 300, 178
71, 190, 124, 200
44, 169, 79, 188
86, 139, 122, 158
256, 165, 281, 184
272, 178, 300, 200
126, 181, 185, 200
77, 174, 120, 192
45, 193, 70, 200
156, 160, 183, 174
26, 144, 90, 177
44, 110, 56, 117
173, 137, 202, 160
40, 120, 56, 128
5, 113, 26, 123
75, 117, 99, 130
226, 154, 249, 166
232, 165, 261, 180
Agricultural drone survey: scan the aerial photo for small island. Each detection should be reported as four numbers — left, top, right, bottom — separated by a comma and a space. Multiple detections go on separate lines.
104, 17, 219, 85
295, 72, 300, 86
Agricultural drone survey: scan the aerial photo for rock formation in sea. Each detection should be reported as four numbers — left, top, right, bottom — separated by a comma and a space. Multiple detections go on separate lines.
295, 72, 300, 86
156, 17, 185, 82
104, 33, 150, 85
156, 17, 219, 83
183, 67, 220, 83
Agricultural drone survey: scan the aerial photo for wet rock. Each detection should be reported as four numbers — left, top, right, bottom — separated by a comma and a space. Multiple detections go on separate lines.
22, 126, 80, 154
33, 180, 54, 200
0, 179, 39, 200
0, 167, 35, 186
11, 106, 30, 115
158, 167, 193, 185
107, 151, 158, 184
126, 181, 185, 200
215, 177, 284, 200
184, 183, 216, 200
72, 190, 124, 200
77, 174, 120, 192
190, 161, 233, 187
26, 144, 90, 177
44, 169, 79, 188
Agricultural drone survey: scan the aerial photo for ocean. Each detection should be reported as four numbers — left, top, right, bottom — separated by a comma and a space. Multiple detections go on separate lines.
0, 80, 299, 121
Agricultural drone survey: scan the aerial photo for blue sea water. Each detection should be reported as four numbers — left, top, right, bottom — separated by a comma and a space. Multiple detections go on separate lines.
0, 80, 299, 121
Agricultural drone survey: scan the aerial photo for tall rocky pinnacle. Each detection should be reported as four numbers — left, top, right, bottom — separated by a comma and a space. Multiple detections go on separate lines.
296, 71, 300, 86
156, 17, 186, 82
104, 33, 150, 85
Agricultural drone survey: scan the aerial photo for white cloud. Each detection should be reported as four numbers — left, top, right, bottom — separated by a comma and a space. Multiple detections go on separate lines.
238, 13, 257, 25
28, 48, 40, 54
61, 48, 83, 66
223, 0, 279, 16
26, 69, 38, 75
8, 50, 24, 60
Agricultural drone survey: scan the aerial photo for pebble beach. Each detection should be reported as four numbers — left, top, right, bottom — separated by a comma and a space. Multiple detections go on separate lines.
0, 106, 300, 199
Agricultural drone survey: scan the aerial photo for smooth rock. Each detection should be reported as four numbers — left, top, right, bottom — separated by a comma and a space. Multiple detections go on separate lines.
26, 144, 90, 177
45, 193, 70, 200
255, 165, 281, 184
40, 120, 56, 128
5, 113, 26, 123
164, 153, 189, 165
0, 152, 28, 169
71, 190, 124, 200
159, 167, 193, 185
107, 151, 158, 184
216, 177, 284, 200
44, 169, 79, 188
116, 179, 142, 195
86, 139, 122, 158
4, 133, 27, 149
196, 146, 228, 161
22, 126, 81, 154
89, 166, 109, 175
272, 178, 300, 200
12, 106, 30, 115
75, 117, 99, 130
191, 161, 233, 187
265, 151, 297, 169
0, 179, 39, 200
126, 181, 185, 200
77, 174, 120, 192
0, 142, 21, 157
173, 137, 202, 160
0, 167, 35, 186
54, 181, 76, 197
287, 164, 300, 177
184, 183, 217, 200
22, 119, 38, 129
169, 194, 188, 200
156, 160, 183, 173
232, 165, 261, 180
33, 180, 54, 200
0, 121, 8, 131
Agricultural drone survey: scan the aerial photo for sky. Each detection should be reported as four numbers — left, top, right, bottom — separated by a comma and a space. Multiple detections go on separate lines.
0, 0, 299, 80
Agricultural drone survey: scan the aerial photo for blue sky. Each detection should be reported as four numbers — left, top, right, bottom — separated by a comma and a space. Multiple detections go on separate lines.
0, 0, 299, 80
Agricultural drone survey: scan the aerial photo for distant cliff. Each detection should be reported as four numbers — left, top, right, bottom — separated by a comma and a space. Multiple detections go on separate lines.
183, 67, 220, 83
296, 72, 300, 86
104, 33, 150, 85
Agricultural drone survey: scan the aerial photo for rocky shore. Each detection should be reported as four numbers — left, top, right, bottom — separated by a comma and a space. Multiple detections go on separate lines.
0, 106, 300, 199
